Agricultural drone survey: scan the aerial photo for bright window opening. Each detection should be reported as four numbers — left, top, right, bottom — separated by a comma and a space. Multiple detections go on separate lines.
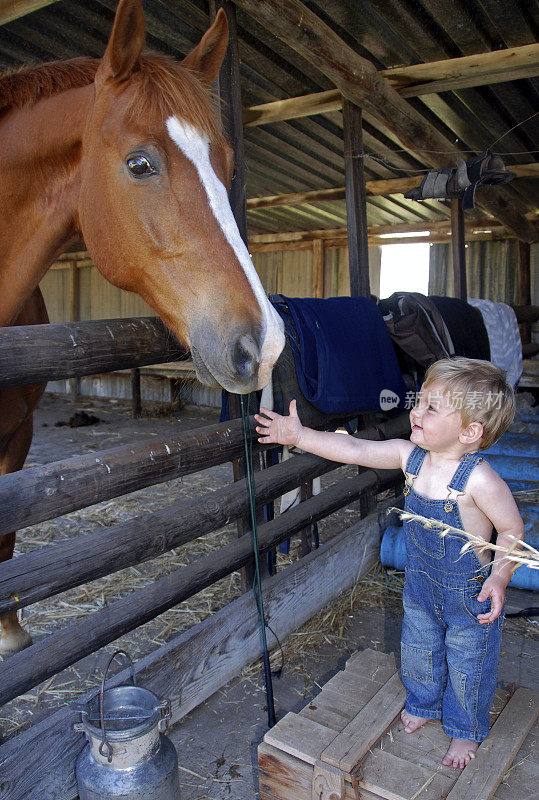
379, 243, 430, 299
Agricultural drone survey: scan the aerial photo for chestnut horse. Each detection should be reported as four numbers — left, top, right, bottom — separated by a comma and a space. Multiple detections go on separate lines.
0, 0, 284, 655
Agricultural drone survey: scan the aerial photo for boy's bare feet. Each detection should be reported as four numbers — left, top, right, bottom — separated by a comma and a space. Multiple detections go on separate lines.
401, 709, 429, 733
442, 738, 479, 769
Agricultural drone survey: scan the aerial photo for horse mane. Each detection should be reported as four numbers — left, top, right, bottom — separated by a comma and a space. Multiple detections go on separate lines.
0, 58, 99, 114
0, 53, 224, 142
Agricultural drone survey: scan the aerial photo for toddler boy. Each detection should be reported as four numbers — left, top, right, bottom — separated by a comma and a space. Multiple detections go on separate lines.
255, 357, 524, 769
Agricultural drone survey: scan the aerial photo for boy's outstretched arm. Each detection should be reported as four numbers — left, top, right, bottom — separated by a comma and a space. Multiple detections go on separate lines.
254, 399, 410, 471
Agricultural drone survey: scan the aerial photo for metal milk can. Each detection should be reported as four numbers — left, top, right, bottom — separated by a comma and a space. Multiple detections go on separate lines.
73, 651, 181, 800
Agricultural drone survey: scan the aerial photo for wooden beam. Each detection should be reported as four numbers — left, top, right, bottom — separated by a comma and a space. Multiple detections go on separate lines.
0, 317, 188, 390
249, 229, 508, 253
518, 243, 532, 307
236, 0, 536, 242
246, 164, 538, 210
0, 0, 58, 26
243, 44, 539, 126
234, 0, 456, 155
243, 88, 342, 127
343, 100, 370, 297
248, 216, 514, 246
512, 163, 539, 179
387, 43, 539, 97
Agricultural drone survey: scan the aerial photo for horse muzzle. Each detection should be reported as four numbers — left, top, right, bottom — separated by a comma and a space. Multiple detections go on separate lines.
190, 320, 283, 394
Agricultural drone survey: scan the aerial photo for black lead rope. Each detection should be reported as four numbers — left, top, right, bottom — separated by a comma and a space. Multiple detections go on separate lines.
240, 394, 276, 729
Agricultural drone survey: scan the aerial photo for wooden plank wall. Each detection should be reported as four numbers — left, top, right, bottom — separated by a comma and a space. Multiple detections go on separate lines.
252, 245, 381, 299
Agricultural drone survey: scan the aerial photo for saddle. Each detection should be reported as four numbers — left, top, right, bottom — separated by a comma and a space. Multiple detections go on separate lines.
404, 150, 515, 210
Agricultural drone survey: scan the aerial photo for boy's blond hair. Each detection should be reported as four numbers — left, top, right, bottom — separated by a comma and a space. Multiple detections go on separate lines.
423, 357, 515, 450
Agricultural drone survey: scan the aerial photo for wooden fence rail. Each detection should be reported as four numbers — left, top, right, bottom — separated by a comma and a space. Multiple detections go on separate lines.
0, 412, 409, 540
0, 415, 410, 616
0, 317, 187, 389
0, 468, 401, 706
0, 447, 333, 615
0, 417, 257, 537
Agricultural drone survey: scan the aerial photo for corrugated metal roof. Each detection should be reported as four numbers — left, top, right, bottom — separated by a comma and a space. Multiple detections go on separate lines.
1, 0, 537, 235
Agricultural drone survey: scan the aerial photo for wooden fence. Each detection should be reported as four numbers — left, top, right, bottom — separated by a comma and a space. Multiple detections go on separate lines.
0, 316, 408, 799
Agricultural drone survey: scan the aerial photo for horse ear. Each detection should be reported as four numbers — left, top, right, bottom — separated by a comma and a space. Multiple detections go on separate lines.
182, 8, 229, 86
99, 0, 146, 84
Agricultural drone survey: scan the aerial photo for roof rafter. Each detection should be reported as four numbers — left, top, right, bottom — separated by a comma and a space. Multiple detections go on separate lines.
0, 0, 59, 27
246, 163, 538, 210
236, 0, 537, 242
247, 218, 516, 250
243, 43, 539, 127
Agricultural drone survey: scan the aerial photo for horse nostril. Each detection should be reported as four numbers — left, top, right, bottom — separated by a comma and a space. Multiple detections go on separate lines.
232, 334, 260, 379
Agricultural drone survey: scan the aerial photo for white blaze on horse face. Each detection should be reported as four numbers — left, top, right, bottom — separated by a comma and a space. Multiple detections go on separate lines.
166, 116, 284, 387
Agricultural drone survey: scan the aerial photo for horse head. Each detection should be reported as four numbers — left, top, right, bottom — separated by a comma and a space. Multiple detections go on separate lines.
78, 0, 284, 393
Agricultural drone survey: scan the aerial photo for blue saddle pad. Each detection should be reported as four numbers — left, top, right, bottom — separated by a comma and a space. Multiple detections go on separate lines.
270, 295, 408, 415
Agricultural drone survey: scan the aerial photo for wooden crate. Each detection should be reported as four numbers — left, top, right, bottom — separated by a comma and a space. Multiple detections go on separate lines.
258, 648, 538, 800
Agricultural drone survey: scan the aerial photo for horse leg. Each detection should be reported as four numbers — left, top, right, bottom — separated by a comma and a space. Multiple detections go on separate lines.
0, 415, 34, 655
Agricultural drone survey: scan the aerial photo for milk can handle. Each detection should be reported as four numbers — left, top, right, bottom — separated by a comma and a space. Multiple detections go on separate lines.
98, 650, 136, 762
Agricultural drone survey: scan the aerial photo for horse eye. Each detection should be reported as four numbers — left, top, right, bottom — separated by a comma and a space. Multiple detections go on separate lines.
127, 154, 156, 177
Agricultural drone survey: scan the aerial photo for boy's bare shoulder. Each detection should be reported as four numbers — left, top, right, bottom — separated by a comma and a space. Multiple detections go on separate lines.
467, 458, 510, 496
395, 438, 414, 469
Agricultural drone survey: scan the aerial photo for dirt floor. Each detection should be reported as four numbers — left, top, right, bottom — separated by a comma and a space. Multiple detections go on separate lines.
2, 393, 538, 799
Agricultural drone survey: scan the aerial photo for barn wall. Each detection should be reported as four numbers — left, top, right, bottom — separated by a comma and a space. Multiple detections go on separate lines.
254, 245, 381, 298
428, 240, 520, 303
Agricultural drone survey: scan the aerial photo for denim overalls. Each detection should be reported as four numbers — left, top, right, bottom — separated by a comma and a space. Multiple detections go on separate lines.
401, 446, 504, 742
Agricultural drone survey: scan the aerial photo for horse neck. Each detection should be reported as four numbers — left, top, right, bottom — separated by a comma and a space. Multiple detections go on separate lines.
0, 84, 92, 326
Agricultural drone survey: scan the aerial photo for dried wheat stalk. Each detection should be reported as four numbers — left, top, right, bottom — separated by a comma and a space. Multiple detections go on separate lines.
388, 508, 537, 570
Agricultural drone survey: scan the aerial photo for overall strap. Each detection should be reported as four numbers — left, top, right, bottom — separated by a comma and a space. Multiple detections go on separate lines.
403, 446, 427, 496
404, 446, 428, 476
449, 452, 484, 493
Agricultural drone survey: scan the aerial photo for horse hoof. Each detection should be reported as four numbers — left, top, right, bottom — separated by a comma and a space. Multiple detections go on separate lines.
0, 631, 33, 656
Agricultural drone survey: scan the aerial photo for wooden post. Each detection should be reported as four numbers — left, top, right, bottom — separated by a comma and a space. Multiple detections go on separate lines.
131, 367, 142, 419
210, 0, 265, 586
517, 241, 531, 344
299, 482, 314, 555
343, 100, 370, 298
451, 198, 467, 300
306, 237, 324, 551
69, 261, 81, 401
312, 239, 324, 298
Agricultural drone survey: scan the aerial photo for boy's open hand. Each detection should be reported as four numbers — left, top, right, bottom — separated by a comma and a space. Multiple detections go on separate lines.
476, 575, 506, 623
255, 400, 303, 447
